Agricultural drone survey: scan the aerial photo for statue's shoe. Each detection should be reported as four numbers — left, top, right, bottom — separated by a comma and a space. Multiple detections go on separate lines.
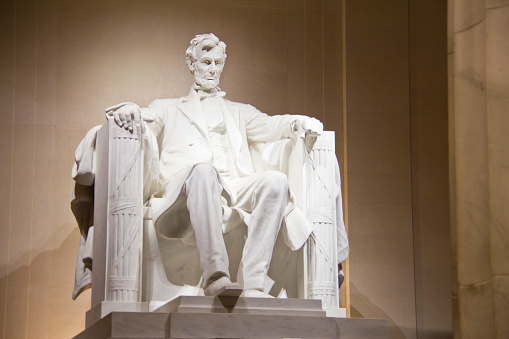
241, 289, 275, 298
204, 276, 242, 297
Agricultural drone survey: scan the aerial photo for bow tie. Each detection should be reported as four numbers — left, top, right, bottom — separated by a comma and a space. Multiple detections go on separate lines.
196, 89, 226, 100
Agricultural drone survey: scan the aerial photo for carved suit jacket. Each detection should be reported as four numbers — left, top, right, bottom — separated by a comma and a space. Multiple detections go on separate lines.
143, 88, 313, 252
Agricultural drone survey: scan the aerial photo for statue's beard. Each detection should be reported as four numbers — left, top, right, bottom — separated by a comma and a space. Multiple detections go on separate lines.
194, 76, 220, 91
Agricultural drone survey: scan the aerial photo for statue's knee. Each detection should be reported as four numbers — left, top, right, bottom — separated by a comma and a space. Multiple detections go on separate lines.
261, 171, 289, 196
187, 163, 221, 188
192, 163, 217, 176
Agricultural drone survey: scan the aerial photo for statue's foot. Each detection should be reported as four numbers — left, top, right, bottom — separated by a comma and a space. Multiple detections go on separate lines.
241, 289, 275, 298
204, 276, 242, 297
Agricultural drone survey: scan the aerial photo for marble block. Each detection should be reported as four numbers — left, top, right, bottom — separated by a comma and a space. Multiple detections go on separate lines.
74, 297, 387, 339
154, 295, 327, 317
73, 310, 387, 339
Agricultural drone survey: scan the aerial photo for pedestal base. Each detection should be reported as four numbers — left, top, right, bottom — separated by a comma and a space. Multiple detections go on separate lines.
86, 301, 149, 328
74, 297, 387, 339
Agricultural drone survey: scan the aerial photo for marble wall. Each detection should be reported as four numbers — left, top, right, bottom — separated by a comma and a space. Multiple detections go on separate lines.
0, 0, 343, 338
345, 0, 451, 338
449, 0, 509, 338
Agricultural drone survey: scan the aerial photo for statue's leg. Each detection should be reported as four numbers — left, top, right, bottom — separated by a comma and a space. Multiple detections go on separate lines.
184, 163, 238, 295
230, 171, 289, 295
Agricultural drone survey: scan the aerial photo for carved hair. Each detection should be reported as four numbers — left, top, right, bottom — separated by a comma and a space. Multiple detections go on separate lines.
185, 33, 227, 72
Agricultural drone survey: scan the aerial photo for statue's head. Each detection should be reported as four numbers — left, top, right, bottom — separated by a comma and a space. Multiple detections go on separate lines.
186, 33, 227, 91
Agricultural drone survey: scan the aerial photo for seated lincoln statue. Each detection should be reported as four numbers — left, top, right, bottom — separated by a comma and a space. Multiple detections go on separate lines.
71, 33, 348, 307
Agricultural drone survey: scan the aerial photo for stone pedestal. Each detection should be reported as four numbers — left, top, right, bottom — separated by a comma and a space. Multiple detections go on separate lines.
74, 297, 387, 339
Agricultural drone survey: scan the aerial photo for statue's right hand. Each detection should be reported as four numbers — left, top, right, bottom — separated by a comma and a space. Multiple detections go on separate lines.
105, 102, 142, 133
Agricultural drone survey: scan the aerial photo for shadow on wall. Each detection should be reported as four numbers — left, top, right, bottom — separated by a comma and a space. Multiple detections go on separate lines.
350, 283, 406, 339
350, 283, 453, 339
0, 227, 89, 339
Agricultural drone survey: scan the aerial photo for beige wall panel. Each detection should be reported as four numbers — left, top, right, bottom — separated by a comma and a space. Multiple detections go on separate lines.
348, 0, 408, 27
417, 201, 450, 238
411, 88, 448, 120
347, 55, 409, 105
48, 287, 90, 339
304, 0, 323, 12
420, 235, 452, 269
350, 293, 419, 339
350, 232, 415, 267
347, 172, 412, 205
8, 137, 34, 284
305, 8, 325, 121
413, 119, 448, 176
0, 1, 15, 336
345, 1, 430, 338
346, 84, 408, 117
408, 1, 450, 335
26, 286, 49, 339
324, 0, 341, 13
29, 0, 57, 293
0, 283, 5, 339
421, 297, 454, 338
7, 18, 37, 339
323, 9, 344, 165
347, 113, 411, 174
3, 286, 29, 339
194, 0, 287, 9
348, 202, 413, 235
352, 263, 416, 299
0, 120, 13, 277
288, 7, 306, 117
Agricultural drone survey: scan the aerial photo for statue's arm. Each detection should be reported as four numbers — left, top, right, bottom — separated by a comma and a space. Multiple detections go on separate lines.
243, 104, 323, 142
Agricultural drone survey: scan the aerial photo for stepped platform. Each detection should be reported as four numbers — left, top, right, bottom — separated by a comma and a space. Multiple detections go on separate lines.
74, 296, 387, 339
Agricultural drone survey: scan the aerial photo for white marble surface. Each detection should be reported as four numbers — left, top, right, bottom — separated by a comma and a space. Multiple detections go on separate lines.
74, 309, 387, 339
154, 295, 326, 317
71, 33, 348, 320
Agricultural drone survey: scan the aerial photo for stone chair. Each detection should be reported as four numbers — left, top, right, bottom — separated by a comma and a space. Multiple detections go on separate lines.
71, 118, 349, 327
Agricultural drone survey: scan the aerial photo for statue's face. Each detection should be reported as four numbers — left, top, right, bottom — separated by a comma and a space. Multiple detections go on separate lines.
192, 44, 225, 90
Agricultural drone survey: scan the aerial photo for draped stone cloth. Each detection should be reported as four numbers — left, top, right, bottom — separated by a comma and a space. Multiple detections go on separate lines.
71, 88, 349, 300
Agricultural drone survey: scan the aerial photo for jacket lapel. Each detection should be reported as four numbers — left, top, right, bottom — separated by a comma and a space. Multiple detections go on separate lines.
178, 89, 208, 139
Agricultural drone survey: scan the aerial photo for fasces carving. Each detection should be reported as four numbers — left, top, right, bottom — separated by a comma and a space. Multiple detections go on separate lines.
105, 126, 144, 302
71, 33, 348, 318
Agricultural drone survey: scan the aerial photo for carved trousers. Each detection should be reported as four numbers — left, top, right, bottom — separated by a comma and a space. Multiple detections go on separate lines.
184, 163, 289, 291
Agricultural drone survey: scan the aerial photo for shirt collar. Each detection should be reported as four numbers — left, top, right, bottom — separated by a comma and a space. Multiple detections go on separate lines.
193, 84, 226, 100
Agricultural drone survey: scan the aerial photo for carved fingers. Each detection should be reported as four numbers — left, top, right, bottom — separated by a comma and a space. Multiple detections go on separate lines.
105, 102, 143, 134
295, 116, 324, 136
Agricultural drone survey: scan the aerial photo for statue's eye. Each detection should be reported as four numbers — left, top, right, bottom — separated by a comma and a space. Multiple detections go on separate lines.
203, 60, 211, 65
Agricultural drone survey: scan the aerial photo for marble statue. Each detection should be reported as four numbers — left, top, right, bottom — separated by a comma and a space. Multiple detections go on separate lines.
71, 33, 349, 317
